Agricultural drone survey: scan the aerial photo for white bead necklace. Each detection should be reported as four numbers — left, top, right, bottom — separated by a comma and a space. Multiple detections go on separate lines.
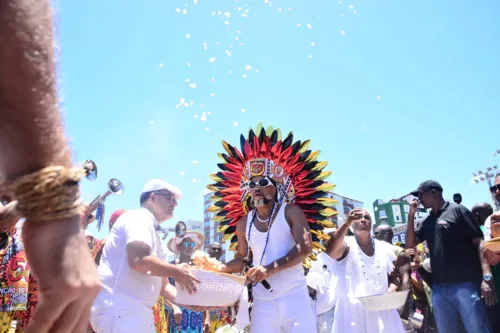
356, 238, 382, 295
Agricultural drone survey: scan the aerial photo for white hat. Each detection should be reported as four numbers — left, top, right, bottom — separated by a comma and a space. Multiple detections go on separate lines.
141, 179, 182, 200
167, 230, 204, 253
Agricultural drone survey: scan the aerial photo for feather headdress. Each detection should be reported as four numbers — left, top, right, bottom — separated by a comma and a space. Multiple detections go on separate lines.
207, 124, 338, 267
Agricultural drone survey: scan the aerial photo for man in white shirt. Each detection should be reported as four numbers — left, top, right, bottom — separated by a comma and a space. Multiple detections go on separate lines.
90, 179, 200, 333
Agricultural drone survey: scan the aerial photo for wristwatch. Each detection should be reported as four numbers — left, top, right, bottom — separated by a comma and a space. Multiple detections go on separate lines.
484, 274, 493, 282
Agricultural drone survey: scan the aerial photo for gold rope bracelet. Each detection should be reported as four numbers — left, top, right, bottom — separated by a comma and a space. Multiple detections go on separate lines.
0, 166, 85, 221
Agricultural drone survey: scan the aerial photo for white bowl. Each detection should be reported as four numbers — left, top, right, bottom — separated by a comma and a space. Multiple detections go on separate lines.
175, 269, 246, 307
357, 290, 409, 311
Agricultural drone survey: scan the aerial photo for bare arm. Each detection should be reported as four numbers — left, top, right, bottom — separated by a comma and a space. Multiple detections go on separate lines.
160, 278, 177, 303
264, 204, 312, 275
405, 202, 422, 249
0, 0, 72, 177
126, 241, 180, 277
474, 239, 493, 276
397, 251, 411, 291
219, 217, 247, 274
326, 210, 354, 260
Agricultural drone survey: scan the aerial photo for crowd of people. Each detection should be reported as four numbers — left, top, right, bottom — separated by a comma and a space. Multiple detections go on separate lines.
1, 1, 500, 333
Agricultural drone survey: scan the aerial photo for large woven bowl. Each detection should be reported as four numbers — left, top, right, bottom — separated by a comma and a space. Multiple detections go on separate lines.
175, 269, 246, 307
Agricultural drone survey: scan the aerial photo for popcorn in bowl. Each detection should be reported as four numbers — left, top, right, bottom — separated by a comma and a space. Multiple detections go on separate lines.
192, 250, 224, 272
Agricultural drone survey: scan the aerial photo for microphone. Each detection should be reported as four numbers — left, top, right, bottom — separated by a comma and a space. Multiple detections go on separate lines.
243, 258, 273, 292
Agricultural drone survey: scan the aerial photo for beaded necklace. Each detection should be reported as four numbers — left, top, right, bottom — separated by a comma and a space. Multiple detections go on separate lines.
246, 202, 277, 287
355, 237, 382, 294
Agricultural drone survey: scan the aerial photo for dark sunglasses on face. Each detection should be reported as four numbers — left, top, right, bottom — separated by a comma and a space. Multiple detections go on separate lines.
490, 184, 500, 193
249, 177, 274, 189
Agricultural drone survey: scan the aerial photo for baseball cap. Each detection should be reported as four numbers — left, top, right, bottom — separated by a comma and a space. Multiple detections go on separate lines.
109, 209, 126, 229
410, 180, 443, 196
141, 179, 182, 200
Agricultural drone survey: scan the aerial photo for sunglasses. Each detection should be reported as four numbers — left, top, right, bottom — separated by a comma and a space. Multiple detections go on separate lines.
249, 177, 274, 189
182, 241, 195, 248
155, 192, 176, 202
490, 184, 500, 193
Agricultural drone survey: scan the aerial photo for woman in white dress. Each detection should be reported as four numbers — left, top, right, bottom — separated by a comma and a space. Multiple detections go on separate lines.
325, 208, 405, 333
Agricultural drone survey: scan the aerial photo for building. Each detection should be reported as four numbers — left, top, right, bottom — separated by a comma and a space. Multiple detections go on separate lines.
373, 194, 429, 244
326, 192, 364, 227
203, 191, 232, 262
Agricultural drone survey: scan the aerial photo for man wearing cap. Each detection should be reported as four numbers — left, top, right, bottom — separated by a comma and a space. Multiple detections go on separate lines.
90, 179, 200, 333
405, 180, 493, 333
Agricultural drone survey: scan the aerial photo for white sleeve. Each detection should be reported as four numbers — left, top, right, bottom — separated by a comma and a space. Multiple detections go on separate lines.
122, 211, 155, 248
484, 216, 492, 241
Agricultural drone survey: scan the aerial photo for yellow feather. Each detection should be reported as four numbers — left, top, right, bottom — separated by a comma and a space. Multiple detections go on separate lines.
208, 206, 222, 213
217, 152, 226, 162
316, 197, 338, 207
303, 259, 312, 269
207, 185, 219, 192
229, 242, 238, 251
312, 243, 326, 252
310, 230, 320, 236
277, 128, 282, 141
315, 171, 332, 181
209, 195, 222, 202
312, 160, 328, 171
221, 140, 234, 156
300, 140, 311, 153
218, 225, 230, 233
266, 125, 274, 137
318, 220, 337, 228
213, 216, 226, 222
319, 233, 331, 240
255, 123, 263, 136
306, 150, 320, 162
209, 174, 223, 182
222, 234, 233, 242
320, 207, 337, 217
317, 183, 336, 192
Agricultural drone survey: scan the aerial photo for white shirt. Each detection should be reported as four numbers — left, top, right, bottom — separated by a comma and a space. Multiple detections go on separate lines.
93, 208, 165, 313
308, 252, 337, 315
484, 216, 492, 240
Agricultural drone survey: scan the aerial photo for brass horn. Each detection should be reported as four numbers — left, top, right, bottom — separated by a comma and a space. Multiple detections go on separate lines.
82, 159, 98, 181
85, 178, 124, 224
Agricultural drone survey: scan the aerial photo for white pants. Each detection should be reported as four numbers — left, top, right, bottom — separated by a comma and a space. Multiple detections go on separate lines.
90, 307, 156, 333
250, 287, 316, 333
317, 307, 335, 333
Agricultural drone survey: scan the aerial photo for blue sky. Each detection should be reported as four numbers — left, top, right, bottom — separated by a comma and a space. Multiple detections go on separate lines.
55, 0, 499, 239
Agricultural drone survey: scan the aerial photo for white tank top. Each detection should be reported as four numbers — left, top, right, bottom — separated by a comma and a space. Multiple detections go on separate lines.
246, 204, 307, 300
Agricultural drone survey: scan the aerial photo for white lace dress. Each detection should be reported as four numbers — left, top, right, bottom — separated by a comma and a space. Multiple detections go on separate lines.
330, 236, 405, 333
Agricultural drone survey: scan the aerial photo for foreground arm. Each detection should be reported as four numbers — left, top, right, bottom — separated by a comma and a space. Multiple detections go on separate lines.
326, 209, 357, 260
0, 2, 102, 333
127, 241, 199, 294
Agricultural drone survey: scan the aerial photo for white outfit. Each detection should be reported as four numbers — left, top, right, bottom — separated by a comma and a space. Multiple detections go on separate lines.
308, 252, 337, 333
91, 208, 165, 333
331, 236, 405, 333
246, 204, 316, 333
484, 216, 492, 240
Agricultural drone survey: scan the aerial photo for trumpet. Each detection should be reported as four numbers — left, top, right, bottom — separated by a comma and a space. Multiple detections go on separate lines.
85, 178, 124, 227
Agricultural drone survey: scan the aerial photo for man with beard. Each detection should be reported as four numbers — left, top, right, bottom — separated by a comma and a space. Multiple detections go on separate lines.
406, 180, 493, 333
207, 125, 336, 332
90, 179, 200, 333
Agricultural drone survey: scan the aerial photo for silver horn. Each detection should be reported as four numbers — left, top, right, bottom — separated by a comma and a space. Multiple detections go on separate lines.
85, 178, 124, 222
159, 221, 187, 240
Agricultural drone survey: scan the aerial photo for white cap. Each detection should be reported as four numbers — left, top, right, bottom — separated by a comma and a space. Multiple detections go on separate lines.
141, 179, 182, 200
